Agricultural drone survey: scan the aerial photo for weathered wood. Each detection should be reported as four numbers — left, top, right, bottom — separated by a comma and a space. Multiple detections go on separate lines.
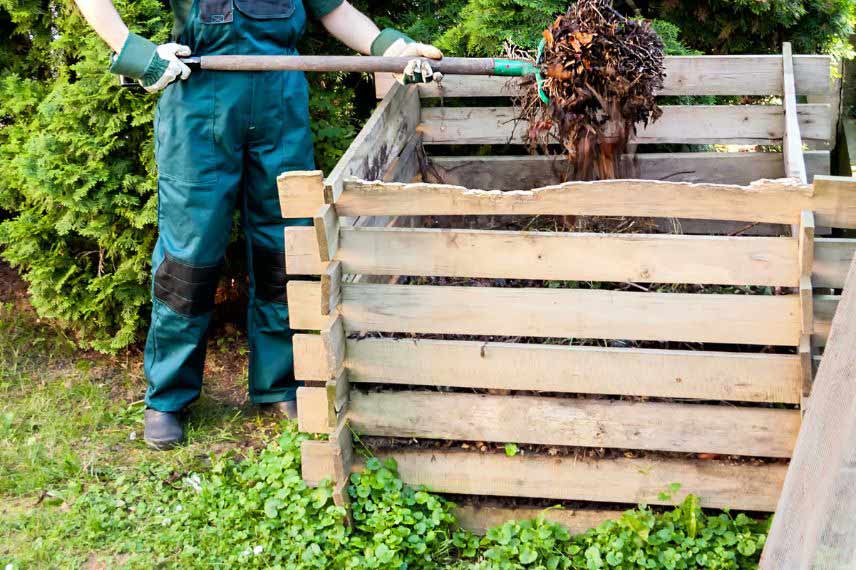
276, 170, 325, 219
375, 55, 833, 98
320, 261, 342, 316
337, 284, 800, 346
338, 176, 856, 230
454, 505, 621, 536
297, 386, 334, 434
783, 44, 808, 184
337, 227, 799, 286
293, 334, 328, 381
286, 281, 329, 331
345, 338, 801, 403
426, 151, 831, 188
814, 238, 856, 288
326, 368, 349, 418
321, 314, 346, 376
365, 449, 788, 512
285, 226, 325, 275
418, 105, 832, 146
301, 419, 353, 489
324, 82, 421, 203
761, 257, 856, 568
348, 390, 799, 458
313, 204, 339, 263
813, 294, 840, 347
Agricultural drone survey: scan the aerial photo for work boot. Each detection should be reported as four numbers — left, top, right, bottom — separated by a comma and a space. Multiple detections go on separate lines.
261, 400, 298, 420
144, 409, 184, 450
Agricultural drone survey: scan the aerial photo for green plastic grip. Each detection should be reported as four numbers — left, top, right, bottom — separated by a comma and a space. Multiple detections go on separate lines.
493, 58, 549, 104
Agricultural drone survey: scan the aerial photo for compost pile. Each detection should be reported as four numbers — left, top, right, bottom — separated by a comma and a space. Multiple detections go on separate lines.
519, 0, 665, 180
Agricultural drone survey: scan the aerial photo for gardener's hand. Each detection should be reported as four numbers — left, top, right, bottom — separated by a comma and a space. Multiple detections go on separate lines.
372, 28, 443, 84
110, 33, 192, 93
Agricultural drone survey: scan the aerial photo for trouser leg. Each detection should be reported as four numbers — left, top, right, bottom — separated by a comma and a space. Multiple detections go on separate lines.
243, 70, 315, 404
144, 75, 242, 412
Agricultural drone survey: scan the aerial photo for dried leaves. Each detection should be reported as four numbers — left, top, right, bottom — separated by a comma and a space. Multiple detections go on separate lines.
517, 0, 665, 180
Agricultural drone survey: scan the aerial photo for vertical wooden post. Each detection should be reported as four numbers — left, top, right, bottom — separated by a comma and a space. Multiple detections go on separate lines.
782, 42, 808, 185
798, 210, 815, 412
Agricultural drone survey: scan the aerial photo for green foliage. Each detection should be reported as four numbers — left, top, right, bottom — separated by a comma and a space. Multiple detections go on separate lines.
654, 0, 854, 56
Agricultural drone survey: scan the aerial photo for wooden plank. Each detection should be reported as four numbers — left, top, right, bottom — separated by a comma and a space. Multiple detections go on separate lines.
339, 283, 801, 346
419, 105, 832, 146
301, 419, 353, 488
321, 314, 346, 376
293, 333, 328, 381
761, 257, 856, 567
348, 390, 800, 457
367, 449, 787, 512
297, 386, 334, 434
313, 204, 339, 263
325, 82, 421, 203
326, 368, 349, 418
286, 281, 328, 331
320, 261, 342, 316
375, 55, 832, 98
427, 151, 831, 188
783, 44, 808, 184
813, 294, 840, 347
814, 238, 856, 288
285, 226, 325, 275
338, 176, 856, 230
346, 338, 801, 403
277, 170, 325, 219
337, 227, 799, 286
454, 505, 620, 536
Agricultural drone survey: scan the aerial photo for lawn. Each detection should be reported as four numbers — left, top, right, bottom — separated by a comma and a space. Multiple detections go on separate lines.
0, 270, 770, 569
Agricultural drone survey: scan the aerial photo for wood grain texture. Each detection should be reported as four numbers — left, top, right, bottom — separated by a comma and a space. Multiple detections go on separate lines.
782, 44, 808, 184
345, 338, 801, 403
762, 257, 856, 568
814, 238, 856, 288
365, 449, 788, 511
286, 281, 329, 331
426, 151, 831, 188
313, 204, 339, 263
337, 176, 856, 230
276, 170, 325, 219
337, 227, 799, 286
375, 55, 833, 98
320, 261, 342, 316
813, 294, 840, 347
285, 226, 325, 275
297, 386, 334, 433
348, 390, 800, 458
324, 82, 420, 203
339, 284, 801, 346
454, 505, 621, 536
293, 334, 328, 381
418, 105, 832, 146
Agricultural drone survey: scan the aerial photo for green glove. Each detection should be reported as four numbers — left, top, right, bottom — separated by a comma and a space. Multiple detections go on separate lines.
371, 28, 443, 85
110, 33, 192, 93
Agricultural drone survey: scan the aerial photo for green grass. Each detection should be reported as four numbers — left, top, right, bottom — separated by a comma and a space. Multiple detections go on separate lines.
0, 302, 771, 569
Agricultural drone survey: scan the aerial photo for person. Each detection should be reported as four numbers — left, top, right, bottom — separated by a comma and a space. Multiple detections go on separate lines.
74, 0, 443, 449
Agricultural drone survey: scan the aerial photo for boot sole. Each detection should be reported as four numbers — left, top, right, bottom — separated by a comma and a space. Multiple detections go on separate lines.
144, 437, 183, 450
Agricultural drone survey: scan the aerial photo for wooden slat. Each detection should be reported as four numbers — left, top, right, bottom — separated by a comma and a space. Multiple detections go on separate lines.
346, 338, 801, 403
320, 261, 341, 315
337, 227, 799, 286
276, 170, 325, 219
324, 82, 421, 203
349, 390, 799, 457
297, 386, 334, 433
314, 204, 339, 262
338, 284, 800, 346
338, 176, 856, 230
375, 55, 832, 98
762, 257, 856, 567
366, 449, 787, 512
321, 315, 346, 375
814, 238, 856, 288
293, 334, 328, 381
454, 505, 620, 536
812, 294, 839, 347
427, 151, 831, 188
286, 281, 329, 331
419, 105, 832, 146
782, 44, 808, 184
285, 226, 325, 275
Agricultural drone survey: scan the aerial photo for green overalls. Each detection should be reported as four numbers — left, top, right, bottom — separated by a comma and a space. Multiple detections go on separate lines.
144, 0, 340, 412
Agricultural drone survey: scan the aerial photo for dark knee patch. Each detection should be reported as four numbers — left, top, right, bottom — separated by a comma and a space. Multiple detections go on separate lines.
154, 255, 221, 317
252, 247, 287, 303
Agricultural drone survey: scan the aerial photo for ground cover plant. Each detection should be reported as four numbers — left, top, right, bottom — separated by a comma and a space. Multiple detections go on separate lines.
0, 286, 772, 569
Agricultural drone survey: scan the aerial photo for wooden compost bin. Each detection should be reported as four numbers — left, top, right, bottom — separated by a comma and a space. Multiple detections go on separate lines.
276, 46, 856, 535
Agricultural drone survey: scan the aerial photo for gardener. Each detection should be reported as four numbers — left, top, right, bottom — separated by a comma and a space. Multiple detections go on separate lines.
74, 0, 442, 449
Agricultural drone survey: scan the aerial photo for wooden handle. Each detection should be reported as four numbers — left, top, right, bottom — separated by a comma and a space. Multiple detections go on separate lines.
188, 55, 497, 75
